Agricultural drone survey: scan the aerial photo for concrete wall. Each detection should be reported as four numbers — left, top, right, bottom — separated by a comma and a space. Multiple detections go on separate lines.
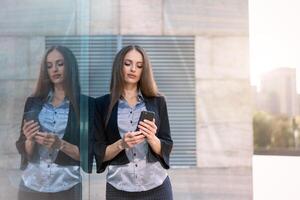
0, 0, 251, 170
0, 37, 44, 167
195, 36, 252, 167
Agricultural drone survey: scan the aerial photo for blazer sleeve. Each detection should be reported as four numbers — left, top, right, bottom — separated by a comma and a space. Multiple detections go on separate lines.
148, 96, 173, 169
93, 97, 109, 173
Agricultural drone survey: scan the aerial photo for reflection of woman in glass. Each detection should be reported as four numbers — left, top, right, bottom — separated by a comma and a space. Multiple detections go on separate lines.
16, 46, 93, 200
94, 45, 173, 199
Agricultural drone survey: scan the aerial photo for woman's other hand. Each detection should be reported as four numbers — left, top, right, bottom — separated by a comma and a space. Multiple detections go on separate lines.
122, 131, 145, 149
35, 132, 62, 150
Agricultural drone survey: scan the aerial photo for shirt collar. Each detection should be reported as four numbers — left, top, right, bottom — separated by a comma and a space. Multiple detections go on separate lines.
137, 90, 144, 102
120, 89, 144, 102
46, 90, 69, 104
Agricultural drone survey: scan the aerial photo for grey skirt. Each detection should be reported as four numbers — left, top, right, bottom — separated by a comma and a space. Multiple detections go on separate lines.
106, 176, 173, 200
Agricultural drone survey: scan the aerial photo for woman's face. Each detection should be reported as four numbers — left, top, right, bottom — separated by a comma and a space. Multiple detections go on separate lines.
122, 49, 143, 86
46, 49, 65, 86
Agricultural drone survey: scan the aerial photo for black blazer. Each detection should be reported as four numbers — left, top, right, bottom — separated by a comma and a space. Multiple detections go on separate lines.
94, 94, 173, 173
15, 95, 95, 173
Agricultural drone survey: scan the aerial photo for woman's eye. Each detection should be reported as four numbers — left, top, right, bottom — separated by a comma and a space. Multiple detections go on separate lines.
137, 65, 143, 69
46, 63, 52, 68
124, 62, 131, 66
57, 62, 64, 67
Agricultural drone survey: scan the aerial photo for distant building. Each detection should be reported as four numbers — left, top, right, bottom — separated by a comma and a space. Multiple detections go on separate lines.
258, 67, 298, 116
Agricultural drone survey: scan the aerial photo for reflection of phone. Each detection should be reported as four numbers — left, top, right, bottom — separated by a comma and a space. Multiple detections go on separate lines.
23, 110, 40, 124
135, 111, 155, 132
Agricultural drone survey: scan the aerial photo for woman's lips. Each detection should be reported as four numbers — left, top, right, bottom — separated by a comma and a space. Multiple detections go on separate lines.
127, 74, 136, 79
52, 74, 61, 79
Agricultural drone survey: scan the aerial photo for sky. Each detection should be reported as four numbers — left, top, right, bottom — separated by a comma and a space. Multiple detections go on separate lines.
249, 0, 300, 92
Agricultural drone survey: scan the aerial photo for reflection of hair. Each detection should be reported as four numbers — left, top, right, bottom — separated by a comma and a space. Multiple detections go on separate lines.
33, 46, 81, 117
106, 45, 159, 126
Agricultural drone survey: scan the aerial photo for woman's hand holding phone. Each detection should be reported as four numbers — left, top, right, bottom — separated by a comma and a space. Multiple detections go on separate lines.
136, 111, 157, 141
120, 111, 157, 149
138, 119, 162, 157
138, 119, 157, 142
22, 120, 40, 142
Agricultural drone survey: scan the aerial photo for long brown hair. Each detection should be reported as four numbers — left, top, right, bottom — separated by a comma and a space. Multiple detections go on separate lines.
106, 45, 159, 126
33, 46, 81, 118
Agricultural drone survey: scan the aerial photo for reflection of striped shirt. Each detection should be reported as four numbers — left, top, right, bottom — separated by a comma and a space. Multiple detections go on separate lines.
22, 92, 80, 192
107, 93, 167, 192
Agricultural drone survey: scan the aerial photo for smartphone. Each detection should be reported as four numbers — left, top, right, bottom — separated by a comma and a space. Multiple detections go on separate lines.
23, 110, 40, 126
135, 111, 155, 132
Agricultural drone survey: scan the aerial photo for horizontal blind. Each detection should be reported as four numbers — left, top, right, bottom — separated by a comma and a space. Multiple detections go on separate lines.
122, 36, 196, 166
46, 35, 196, 167
46, 36, 117, 96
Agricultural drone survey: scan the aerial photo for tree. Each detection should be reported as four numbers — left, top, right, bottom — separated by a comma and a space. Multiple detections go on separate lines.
253, 111, 272, 149
270, 115, 294, 148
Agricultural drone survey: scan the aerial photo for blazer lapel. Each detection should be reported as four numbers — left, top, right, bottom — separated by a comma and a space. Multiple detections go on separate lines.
107, 101, 122, 141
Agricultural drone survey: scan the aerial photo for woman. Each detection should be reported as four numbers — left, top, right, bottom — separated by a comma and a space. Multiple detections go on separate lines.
94, 45, 173, 199
16, 46, 94, 200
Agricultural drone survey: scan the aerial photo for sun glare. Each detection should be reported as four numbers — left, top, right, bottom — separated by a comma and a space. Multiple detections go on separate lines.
249, 0, 300, 92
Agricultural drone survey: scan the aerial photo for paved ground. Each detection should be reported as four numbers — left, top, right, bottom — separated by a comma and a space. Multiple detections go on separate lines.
1, 167, 252, 200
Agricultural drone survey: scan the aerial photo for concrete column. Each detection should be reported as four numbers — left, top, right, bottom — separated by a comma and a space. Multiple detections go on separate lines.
0, 37, 45, 168
120, 0, 163, 35
163, 0, 248, 36
90, 0, 120, 35
195, 36, 252, 167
